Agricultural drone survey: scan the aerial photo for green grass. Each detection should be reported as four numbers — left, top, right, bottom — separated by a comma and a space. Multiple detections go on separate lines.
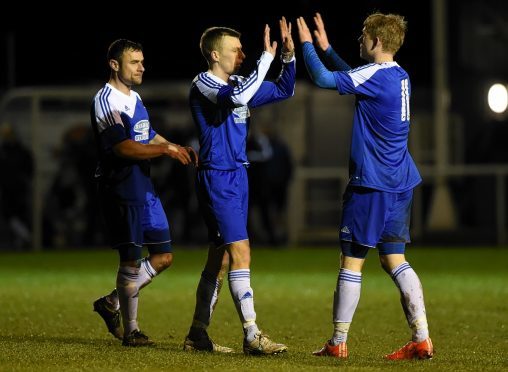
0, 247, 507, 371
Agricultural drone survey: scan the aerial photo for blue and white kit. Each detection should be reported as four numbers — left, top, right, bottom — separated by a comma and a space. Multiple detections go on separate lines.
91, 83, 171, 257
190, 52, 296, 246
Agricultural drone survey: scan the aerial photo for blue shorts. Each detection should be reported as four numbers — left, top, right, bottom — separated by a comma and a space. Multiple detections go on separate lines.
339, 186, 413, 257
196, 167, 249, 247
100, 191, 172, 260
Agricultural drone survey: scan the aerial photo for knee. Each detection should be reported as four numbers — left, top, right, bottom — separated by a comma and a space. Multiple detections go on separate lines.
228, 240, 251, 268
161, 253, 173, 269
153, 253, 173, 272
379, 254, 406, 273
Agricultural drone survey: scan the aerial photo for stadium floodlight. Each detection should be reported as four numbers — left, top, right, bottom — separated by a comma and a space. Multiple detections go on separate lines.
487, 83, 508, 114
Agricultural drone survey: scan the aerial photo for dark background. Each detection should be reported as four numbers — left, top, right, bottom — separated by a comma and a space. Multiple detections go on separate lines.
2, 0, 506, 96
2, 1, 433, 87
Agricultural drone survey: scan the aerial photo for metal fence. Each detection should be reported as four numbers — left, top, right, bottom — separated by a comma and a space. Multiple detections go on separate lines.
1, 82, 506, 250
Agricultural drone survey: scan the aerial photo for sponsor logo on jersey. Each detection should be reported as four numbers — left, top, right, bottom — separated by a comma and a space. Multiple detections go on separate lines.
233, 106, 250, 124
134, 120, 150, 141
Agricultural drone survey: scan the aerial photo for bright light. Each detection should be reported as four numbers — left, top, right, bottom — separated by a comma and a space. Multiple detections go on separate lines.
487, 83, 508, 114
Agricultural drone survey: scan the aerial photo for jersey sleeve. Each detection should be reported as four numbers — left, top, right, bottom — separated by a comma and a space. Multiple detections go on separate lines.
322, 46, 351, 71
194, 52, 274, 108
302, 42, 336, 89
333, 64, 381, 98
249, 57, 296, 108
93, 89, 128, 147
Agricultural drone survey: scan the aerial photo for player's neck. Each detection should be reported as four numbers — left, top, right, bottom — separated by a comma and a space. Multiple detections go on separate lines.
373, 52, 394, 64
209, 67, 230, 83
108, 76, 131, 95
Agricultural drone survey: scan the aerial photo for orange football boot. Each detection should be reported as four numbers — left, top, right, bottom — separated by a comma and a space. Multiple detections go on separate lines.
385, 338, 434, 360
313, 341, 348, 358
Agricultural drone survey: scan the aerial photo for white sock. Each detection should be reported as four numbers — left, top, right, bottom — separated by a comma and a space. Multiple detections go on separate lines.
116, 266, 140, 336
191, 270, 222, 330
137, 257, 158, 290
228, 269, 258, 341
331, 268, 362, 345
391, 262, 429, 342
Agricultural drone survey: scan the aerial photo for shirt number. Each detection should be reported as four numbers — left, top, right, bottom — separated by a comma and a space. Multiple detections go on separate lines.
401, 78, 410, 121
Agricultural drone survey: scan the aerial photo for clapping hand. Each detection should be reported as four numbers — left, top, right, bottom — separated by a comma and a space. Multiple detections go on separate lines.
296, 16, 313, 44
264, 24, 277, 58
313, 13, 330, 52
280, 16, 294, 61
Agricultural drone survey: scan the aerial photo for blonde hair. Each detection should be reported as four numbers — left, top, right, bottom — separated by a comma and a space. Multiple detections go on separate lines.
364, 13, 407, 55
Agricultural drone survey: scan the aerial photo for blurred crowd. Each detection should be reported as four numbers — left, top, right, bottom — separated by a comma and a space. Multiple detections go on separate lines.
0, 120, 293, 250
0, 123, 33, 249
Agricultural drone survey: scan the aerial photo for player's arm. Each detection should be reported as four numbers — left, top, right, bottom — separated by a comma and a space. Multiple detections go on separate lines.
94, 95, 193, 164
150, 133, 198, 166
302, 13, 350, 72
248, 61, 295, 107
197, 25, 278, 109
113, 138, 192, 165
321, 46, 351, 71
218, 25, 276, 107
296, 16, 334, 89
248, 17, 296, 107
301, 42, 336, 89
312, 13, 350, 71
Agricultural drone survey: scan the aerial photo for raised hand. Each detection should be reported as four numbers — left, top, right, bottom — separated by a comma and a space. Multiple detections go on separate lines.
313, 12, 330, 51
296, 17, 313, 44
264, 24, 277, 58
279, 16, 294, 59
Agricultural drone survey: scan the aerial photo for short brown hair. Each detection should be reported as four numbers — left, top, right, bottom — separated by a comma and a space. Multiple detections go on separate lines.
364, 13, 407, 55
200, 27, 241, 64
107, 39, 143, 64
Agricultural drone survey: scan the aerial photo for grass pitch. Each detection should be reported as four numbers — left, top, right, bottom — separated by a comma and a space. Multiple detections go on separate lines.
0, 246, 507, 371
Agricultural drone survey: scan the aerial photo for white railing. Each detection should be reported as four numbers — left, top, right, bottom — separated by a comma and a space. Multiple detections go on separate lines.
2, 84, 506, 249
288, 165, 508, 246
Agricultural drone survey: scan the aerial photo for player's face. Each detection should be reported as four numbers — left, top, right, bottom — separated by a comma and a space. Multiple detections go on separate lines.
218, 36, 245, 76
118, 49, 145, 86
358, 28, 375, 62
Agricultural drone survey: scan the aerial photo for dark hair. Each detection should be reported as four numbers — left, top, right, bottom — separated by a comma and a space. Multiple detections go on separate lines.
107, 39, 143, 63
200, 27, 241, 63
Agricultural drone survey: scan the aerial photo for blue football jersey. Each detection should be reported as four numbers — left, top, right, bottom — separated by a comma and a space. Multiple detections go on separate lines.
333, 62, 421, 192
190, 52, 296, 171
91, 83, 157, 204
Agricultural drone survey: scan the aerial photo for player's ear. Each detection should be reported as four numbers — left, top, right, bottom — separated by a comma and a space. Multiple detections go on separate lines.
372, 37, 381, 51
109, 59, 119, 72
211, 50, 220, 63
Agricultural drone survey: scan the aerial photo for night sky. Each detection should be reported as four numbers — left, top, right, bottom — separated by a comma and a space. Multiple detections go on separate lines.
1, 1, 433, 88
2, 0, 507, 165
